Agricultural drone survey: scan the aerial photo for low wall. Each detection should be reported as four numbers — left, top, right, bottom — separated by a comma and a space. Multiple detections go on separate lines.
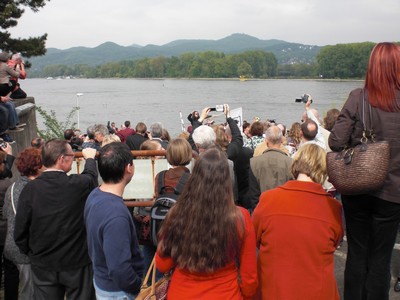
9, 97, 37, 154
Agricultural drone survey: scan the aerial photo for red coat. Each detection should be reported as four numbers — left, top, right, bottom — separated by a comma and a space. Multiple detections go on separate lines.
156, 207, 258, 300
252, 180, 343, 300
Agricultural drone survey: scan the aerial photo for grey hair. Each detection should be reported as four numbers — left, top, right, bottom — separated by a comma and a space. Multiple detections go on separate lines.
150, 122, 163, 138
94, 124, 109, 137
192, 125, 216, 149
265, 125, 282, 145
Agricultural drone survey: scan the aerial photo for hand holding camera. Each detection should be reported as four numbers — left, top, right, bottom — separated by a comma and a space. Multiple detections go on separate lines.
295, 94, 313, 104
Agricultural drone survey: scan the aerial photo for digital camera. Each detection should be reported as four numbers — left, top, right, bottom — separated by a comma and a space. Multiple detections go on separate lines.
295, 94, 313, 103
209, 105, 224, 112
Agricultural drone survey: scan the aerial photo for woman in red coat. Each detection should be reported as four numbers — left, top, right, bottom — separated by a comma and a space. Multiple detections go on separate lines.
253, 144, 343, 300
156, 148, 258, 300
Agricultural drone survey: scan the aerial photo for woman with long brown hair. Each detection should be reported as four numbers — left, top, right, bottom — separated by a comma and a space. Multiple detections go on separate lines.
329, 42, 400, 300
156, 148, 257, 299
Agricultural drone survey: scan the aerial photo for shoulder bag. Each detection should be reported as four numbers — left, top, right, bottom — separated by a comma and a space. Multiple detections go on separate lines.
326, 90, 390, 195
136, 256, 170, 300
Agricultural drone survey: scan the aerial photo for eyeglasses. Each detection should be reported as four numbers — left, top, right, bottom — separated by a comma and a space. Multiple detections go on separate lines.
63, 153, 75, 157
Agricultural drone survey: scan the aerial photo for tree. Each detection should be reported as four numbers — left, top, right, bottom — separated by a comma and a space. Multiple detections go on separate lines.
1, 0, 49, 60
36, 106, 78, 140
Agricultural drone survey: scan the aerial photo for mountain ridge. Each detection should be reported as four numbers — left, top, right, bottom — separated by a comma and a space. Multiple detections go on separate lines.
29, 33, 322, 73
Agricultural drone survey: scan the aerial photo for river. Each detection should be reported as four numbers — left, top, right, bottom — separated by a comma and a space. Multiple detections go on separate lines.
22, 78, 363, 136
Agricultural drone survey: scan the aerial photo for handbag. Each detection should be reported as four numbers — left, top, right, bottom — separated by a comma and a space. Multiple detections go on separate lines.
326, 90, 390, 195
136, 256, 170, 300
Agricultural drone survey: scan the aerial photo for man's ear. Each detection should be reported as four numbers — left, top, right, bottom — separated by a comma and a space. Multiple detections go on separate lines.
126, 162, 134, 176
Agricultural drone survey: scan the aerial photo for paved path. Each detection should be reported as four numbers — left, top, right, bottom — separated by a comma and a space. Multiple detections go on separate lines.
334, 236, 400, 299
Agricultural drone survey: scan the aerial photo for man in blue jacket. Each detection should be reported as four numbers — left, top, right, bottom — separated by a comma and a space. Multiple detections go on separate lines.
84, 142, 144, 299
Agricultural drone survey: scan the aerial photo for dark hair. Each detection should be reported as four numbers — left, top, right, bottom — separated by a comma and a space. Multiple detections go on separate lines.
42, 139, 70, 167
250, 121, 264, 137
31, 137, 45, 149
98, 142, 133, 184
301, 119, 318, 141
16, 148, 42, 177
124, 120, 131, 128
365, 42, 400, 112
157, 148, 244, 273
323, 108, 340, 131
63, 129, 75, 140
242, 121, 250, 132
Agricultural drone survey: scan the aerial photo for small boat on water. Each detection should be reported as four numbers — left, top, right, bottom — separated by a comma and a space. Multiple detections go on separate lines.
239, 75, 247, 82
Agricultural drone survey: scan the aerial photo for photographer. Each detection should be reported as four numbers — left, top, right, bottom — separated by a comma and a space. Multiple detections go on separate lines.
301, 95, 327, 150
8, 53, 27, 99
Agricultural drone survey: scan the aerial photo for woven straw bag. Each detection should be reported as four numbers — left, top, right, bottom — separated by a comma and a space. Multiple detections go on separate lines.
136, 256, 170, 300
326, 90, 390, 195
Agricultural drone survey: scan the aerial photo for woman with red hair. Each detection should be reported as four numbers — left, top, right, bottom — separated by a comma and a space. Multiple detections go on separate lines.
3, 147, 43, 300
329, 42, 400, 300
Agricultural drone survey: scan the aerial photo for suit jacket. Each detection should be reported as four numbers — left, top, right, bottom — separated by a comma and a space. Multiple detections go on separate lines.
126, 133, 148, 150
247, 148, 293, 210
14, 159, 98, 271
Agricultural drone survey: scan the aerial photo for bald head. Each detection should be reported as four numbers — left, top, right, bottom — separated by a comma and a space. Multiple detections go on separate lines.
265, 126, 282, 148
301, 119, 318, 141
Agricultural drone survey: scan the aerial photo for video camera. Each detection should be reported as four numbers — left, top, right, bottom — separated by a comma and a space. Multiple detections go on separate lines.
295, 94, 313, 104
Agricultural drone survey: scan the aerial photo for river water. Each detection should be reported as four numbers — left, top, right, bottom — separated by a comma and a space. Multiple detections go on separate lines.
22, 78, 362, 136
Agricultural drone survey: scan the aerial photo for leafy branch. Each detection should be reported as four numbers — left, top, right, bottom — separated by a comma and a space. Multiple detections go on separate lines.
36, 106, 78, 140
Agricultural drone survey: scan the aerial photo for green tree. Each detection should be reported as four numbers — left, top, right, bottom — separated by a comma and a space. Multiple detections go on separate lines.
317, 42, 375, 78
36, 106, 78, 140
1, 0, 49, 60
237, 61, 252, 77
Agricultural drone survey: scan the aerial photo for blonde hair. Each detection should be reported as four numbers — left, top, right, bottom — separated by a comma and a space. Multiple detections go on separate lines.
166, 138, 192, 166
101, 134, 121, 147
291, 144, 327, 184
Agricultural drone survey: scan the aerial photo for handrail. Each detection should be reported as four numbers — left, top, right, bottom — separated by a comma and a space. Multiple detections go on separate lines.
71, 149, 167, 158
70, 149, 169, 208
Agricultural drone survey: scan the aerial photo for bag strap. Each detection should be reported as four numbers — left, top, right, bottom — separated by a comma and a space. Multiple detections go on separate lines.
10, 183, 16, 215
175, 172, 190, 194
141, 255, 157, 292
157, 170, 167, 195
361, 89, 375, 143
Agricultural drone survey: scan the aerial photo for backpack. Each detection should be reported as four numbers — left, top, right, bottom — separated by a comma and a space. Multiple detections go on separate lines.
150, 170, 190, 246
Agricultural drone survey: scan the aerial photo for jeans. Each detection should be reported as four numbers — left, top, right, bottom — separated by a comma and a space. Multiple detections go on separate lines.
342, 194, 400, 300
0, 101, 19, 128
0, 104, 9, 134
94, 280, 136, 300
141, 244, 163, 284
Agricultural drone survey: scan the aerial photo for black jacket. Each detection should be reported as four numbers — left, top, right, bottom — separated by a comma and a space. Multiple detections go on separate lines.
14, 158, 98, 271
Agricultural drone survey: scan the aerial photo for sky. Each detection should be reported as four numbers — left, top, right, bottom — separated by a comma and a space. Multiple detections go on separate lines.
9, 0, 400, 50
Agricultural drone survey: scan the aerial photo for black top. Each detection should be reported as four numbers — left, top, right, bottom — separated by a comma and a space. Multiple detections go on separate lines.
14, 158, 98, 271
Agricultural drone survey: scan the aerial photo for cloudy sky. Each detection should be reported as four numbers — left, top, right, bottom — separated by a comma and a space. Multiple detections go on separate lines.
9, 0, 400, 50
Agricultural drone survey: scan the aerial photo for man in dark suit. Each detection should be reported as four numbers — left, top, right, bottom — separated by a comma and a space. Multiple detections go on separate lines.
14, 139, 98, 300
126, 122, 149, 150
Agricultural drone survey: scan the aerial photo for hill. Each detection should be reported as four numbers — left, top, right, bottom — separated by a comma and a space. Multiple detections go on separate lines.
28, 33, 322, 73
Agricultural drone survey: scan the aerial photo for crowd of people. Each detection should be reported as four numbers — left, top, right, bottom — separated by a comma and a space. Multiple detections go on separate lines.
0, 42, 399, 300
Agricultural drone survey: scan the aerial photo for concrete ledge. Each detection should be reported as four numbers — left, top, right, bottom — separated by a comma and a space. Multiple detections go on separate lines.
16, 103, 35, 117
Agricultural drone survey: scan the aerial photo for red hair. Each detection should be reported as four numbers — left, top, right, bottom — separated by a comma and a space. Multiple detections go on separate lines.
365, 42, 400, 112
16, 147, 42, 177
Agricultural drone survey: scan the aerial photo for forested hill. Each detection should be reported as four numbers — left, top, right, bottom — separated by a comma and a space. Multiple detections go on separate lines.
28, 33, 321, 73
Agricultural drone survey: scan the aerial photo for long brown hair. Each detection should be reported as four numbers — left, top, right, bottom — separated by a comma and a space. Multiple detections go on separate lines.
157, 148, 243, 273
365, 42, 400, 112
